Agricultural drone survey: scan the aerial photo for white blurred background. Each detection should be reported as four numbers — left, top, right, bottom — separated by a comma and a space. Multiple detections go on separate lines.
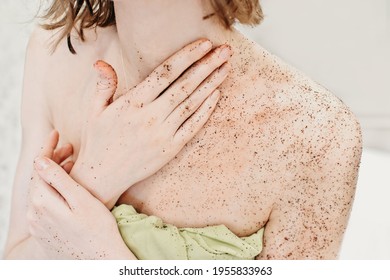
0, 0, 389, 259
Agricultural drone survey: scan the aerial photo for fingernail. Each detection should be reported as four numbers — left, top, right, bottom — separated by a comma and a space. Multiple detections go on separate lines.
93, 61, 101, 71
34, 157, 50, 171
200, 40, 212, 51
94, 61, 108, 76
218, 45, 231, 59
93, 60, 105, 68
94, 65, 104, 76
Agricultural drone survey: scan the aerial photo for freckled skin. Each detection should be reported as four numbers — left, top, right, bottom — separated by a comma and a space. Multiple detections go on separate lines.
44, 29, 362, 259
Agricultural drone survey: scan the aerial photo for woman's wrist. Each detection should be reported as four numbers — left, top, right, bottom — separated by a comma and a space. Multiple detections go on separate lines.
69, 161, 109, 205
69, 159, 133, 209
69, 160, 96, 193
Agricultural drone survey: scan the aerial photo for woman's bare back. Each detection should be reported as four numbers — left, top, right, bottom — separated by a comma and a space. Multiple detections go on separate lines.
40, 26, 362, 259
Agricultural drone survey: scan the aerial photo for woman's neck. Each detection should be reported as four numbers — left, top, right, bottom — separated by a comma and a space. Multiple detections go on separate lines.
114, 0, 235, 83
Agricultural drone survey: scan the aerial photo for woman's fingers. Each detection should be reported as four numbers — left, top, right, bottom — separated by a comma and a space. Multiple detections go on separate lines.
39, 130, 59, 159
165, 62, 230, 131
33, 157, 84, 210
127, 39, 213, 105
92, 60, 118, 114
173, 89, 221, 146
29, 170, 70, 217
154, 45, 232, 118
62, 161, 75, 174
52, 143, 73, 165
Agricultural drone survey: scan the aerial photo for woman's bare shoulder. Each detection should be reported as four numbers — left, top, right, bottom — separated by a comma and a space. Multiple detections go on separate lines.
27, 25, 74, 67
27, 25, 55, 53
230, 35, 362, 176
22, 26, 60, 114
246, 41, 362, 148
244, 43, 363, 259
27, 24, 114, 73
25, 26, 56, 78
26, 25, 115, 101
26, 25, 77, 88
278, 57, 362, 153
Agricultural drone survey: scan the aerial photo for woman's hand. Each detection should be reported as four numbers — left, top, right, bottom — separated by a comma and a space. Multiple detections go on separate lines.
27, 131, 135, 260
71, 39, 233, 208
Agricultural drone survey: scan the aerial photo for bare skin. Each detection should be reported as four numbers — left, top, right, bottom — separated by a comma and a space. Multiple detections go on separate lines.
5, 0, 362, 259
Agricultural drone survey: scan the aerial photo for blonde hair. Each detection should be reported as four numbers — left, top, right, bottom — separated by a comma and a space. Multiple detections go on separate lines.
41, 0, 263, 54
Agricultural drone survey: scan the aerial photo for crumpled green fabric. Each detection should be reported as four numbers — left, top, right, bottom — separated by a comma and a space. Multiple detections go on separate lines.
112, 204, 264, 260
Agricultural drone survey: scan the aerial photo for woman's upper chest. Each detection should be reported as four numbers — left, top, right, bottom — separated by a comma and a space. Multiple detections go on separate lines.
46, 48, 293, 236
116, 81, 287, 234
51, 74, 280, 233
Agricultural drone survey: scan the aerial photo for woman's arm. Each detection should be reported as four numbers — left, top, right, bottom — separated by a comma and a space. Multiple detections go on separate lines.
257, 107, 362, 259
4, 28, 55, 259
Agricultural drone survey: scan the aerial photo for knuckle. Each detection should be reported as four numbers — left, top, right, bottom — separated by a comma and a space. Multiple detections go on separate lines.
167, 95, 177, 107
143, 116, 158, 127
192, 62, 209, 75
180, 101, 195, 117
176, 80, 192, 95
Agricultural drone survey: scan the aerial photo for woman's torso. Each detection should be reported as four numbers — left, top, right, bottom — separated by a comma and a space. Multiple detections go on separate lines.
44, 27, 341, 237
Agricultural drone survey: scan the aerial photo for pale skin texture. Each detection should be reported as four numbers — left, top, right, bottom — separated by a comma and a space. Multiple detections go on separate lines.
27, 131, 136, 260
5, 0, 362, 259
5, 37, 229, 259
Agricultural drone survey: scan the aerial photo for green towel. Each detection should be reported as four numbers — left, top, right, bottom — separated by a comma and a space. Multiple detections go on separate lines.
112, 204, 264, 260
